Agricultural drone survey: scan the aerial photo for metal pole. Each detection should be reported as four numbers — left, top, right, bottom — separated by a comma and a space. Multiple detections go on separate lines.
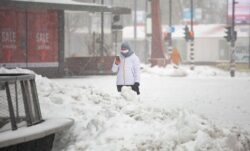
20, 81, 32, 126
249, 20, 250, 68
100, 0, 104, 56
115, 31, 118, 56
145, 0, 148, 63
230, 0, 236, 77
190, 0, 195, 70
168, 0, 173, 54
190, 0, 193, 32
58, 10, 65, 76
30, 79, 43, 122
5, 82, 17, 130
134, 0, 137, 52
15, 82, 19, 120
25, 10, 28, 68
226, 0, 229, 24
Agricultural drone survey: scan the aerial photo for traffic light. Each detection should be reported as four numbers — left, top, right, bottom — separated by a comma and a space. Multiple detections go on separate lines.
112, 15, 123, 30
112, 15, 120, 23
184, 25, 190, 41
224, 26, 232, 42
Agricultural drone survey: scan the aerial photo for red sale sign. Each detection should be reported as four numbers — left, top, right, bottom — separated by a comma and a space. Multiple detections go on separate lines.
0, 8, 59, 67
27, 10, 58, 63
0, 8, 26, 63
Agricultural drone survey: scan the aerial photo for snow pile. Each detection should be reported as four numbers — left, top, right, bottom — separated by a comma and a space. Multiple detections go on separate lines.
141, 64, 250, 77
1, 67, 250, 151
141, 64, 188, 77
120, 86, 139, 102
0, 67, 35, 74
39, 81, 250, 151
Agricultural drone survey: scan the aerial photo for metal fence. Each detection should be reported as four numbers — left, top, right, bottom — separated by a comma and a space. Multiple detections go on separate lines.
0, 74, 43, 132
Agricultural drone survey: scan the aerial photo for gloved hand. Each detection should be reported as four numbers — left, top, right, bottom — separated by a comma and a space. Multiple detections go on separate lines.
132, 82, 140, 95
134, 82, 140, 87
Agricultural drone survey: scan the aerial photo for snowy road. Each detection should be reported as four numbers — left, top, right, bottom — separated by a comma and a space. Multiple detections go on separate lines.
53, 72, 250, 132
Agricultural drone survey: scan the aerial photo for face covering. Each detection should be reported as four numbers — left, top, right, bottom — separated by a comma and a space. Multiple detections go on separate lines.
121, 49, 129, 54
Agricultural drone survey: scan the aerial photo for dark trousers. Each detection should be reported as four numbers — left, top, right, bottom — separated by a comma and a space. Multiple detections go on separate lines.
117, 85, 140, 95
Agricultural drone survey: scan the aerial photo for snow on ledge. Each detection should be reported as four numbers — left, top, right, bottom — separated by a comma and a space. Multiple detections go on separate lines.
0, 118, 74, 148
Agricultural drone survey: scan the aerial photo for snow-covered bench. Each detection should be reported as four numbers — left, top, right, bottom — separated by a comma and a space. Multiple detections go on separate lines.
0, 74, 73, 151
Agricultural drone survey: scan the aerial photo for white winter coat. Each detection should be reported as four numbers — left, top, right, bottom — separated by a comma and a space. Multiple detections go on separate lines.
112, 53, 140, 85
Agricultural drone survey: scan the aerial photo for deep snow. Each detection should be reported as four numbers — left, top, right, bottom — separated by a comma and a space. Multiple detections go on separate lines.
1, 65, 250, 151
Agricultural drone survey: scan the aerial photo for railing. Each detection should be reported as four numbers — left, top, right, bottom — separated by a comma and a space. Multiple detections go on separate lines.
0, 74, 43, 132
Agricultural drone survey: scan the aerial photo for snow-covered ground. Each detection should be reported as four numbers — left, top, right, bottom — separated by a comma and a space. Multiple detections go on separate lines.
1, 65, 250, 151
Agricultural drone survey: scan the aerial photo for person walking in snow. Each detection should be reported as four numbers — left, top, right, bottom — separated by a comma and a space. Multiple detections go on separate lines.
171, 48, 182, 69
112, 42, 140, 95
